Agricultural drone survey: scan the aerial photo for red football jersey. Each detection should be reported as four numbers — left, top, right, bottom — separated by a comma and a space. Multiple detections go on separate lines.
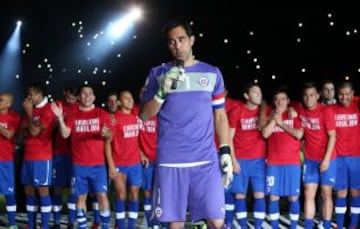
228, 103, 268, 159
0, 111, 21, 161
23, 102, 56, 160
111, 110, 141, 166
66, 106, 111, 166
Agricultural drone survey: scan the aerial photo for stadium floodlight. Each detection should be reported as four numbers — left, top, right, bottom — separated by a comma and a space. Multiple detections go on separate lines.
107, 7, 142, 40
81, 7, 142, 63
0, 20, 24, 111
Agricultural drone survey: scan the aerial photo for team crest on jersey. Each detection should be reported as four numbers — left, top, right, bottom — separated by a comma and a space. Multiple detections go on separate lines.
155, 206, 163, 218
198, 77, 209, 86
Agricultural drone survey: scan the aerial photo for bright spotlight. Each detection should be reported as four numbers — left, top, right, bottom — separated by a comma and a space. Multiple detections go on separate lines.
108, 7, 142, 40
108, 18, 131, 40
0, 20, 23, 111
17, 20, 22, 27
82, 7, 142, 63
130, 7, 142, 20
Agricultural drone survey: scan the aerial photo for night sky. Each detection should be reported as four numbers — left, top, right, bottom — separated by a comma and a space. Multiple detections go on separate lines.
1, 0, 360, 111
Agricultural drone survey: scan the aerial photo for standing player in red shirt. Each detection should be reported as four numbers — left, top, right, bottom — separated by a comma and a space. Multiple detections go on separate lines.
51, 85, 114, 229
51, 82, 79, 229
86, 91, 120, 229
227, 82, 268, 229
0, 92, 21, 229
111, 90, 142, 229
134, 86, 160, 228
20, 82, 57, 229
331, 81, 360, 229
261, 86, 304, 229
295, 82, 336, 229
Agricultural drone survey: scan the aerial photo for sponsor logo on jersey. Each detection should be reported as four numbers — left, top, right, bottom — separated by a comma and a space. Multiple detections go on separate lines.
155, 206, 163, 218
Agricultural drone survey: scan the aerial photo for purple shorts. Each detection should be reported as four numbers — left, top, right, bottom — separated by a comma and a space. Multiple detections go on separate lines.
152, 161, 225, 222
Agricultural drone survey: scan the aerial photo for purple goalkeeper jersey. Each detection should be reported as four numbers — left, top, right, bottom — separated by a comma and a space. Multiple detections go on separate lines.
141, 61, 226, 164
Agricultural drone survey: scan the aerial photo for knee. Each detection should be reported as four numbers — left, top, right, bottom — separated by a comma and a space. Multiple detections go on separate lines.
206, 219, 224, 229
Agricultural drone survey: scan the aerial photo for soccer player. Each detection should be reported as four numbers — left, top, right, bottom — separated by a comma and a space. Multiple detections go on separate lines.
316, 79, 337, 226
86, 91, 120, 229
110, 90, 142, 229
51, 82, 79, 229
332, 81, 360, 229
50, 84, 114, 229
134, 86, 160, 228
295, 82, 336, 229
140, 17, 232, 229
105, 91, 119, 115
227, 82, 267, 229
0, 92, 21, 229
261, 86, 303, 229
20, 82, 57, 229
320, 80, 337, 105
89, 91, 119, 229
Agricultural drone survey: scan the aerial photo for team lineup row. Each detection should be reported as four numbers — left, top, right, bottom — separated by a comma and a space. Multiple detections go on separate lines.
1, 17, 360, 229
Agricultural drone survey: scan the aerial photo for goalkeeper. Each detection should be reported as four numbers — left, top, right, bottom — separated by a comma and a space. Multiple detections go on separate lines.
140, 17, 232, 229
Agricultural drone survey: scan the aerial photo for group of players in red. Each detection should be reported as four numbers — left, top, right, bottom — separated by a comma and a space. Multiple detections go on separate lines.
1, 78, 360, 229
223, 80, 360, 229
0, 82, 158, 229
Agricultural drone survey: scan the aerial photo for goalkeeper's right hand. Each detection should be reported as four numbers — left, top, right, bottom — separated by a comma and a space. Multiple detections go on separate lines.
154, 66, 183, 103
219, 145, 233, 189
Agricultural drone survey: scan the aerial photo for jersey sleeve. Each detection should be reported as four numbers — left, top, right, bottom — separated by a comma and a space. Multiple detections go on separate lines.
212, 67, 226, 110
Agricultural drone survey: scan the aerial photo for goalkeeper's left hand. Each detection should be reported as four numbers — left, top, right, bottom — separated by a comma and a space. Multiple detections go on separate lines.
219, 144, 233, 189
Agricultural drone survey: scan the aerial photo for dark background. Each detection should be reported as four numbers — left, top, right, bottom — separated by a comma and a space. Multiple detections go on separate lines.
1, 0, 360, 111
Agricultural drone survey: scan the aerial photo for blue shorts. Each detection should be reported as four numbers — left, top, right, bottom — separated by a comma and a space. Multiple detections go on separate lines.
72, 165, 108, 196
302, 159, 336, 186
21, 160, 52, 186
153, 162, 225, 222
52, 154, 73, 187
266, 165, 301, 196
335, 156, 360, 191
117, 164, 142, 187
0, 161, 15, 195
230, 158, 266, 194
142, 162, 155, 191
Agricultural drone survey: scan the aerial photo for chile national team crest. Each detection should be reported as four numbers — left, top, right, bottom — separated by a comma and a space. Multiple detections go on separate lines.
198, 77, 209, 86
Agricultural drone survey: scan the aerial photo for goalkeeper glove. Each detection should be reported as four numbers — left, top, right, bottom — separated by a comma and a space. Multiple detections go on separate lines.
219, 144, 233, 189
154, 66, 185, 104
